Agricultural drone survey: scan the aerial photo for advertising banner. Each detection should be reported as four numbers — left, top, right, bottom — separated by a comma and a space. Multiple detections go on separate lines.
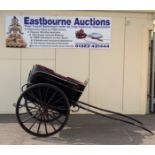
5, 16, 111, 49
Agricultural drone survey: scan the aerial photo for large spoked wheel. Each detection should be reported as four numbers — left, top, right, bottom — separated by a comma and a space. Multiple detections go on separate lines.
16, 83, 70, 137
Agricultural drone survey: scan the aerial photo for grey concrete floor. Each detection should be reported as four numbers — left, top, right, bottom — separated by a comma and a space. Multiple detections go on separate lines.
0, 114, 155, 145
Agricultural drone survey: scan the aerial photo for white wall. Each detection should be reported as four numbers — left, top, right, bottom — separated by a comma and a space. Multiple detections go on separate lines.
0, 11, 153, 114
89, 16, 125, 113
123, 17, 152, 114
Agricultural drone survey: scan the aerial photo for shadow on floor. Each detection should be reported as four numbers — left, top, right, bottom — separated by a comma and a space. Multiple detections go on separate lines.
31, 114, 155, 145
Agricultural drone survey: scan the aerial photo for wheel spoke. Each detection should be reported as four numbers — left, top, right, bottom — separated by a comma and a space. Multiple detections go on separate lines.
47, 114, 56, 131
49, 105, 68, 111
29, 112, 41, 130
29, 118, 38, 131
38, 88, 43, 102
19, 104, 27, 108
52, 97, 64, 105
44, 87, 49, 103
37, 114, 43, 134
47, 91, 57, 105
48, 113, 60, 121
27, 106, 38, 110
43, 115, 48, 134
22, 115, 35, 123
23, 105, 38, 109
49, 109, 61, 117
48, 113, 54, 119
27, 91, 41, 104
31, 102, 40, 108
52, 113, 64, 124
48, 113, 63, 124
19, 110, 38, 116
19, 104, 39, 110
49, 122, 56, 131
26, 102, 39, 108
48, 109, 60, 115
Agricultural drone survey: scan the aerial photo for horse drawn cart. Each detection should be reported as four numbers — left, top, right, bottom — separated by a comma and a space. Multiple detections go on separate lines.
16, 65, 153, 137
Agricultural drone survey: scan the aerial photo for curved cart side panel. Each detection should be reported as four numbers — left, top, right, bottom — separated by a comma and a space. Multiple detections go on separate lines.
28, 69, 85, 105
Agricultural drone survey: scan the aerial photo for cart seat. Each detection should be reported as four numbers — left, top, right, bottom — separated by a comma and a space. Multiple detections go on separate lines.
30, 64, 85, 90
